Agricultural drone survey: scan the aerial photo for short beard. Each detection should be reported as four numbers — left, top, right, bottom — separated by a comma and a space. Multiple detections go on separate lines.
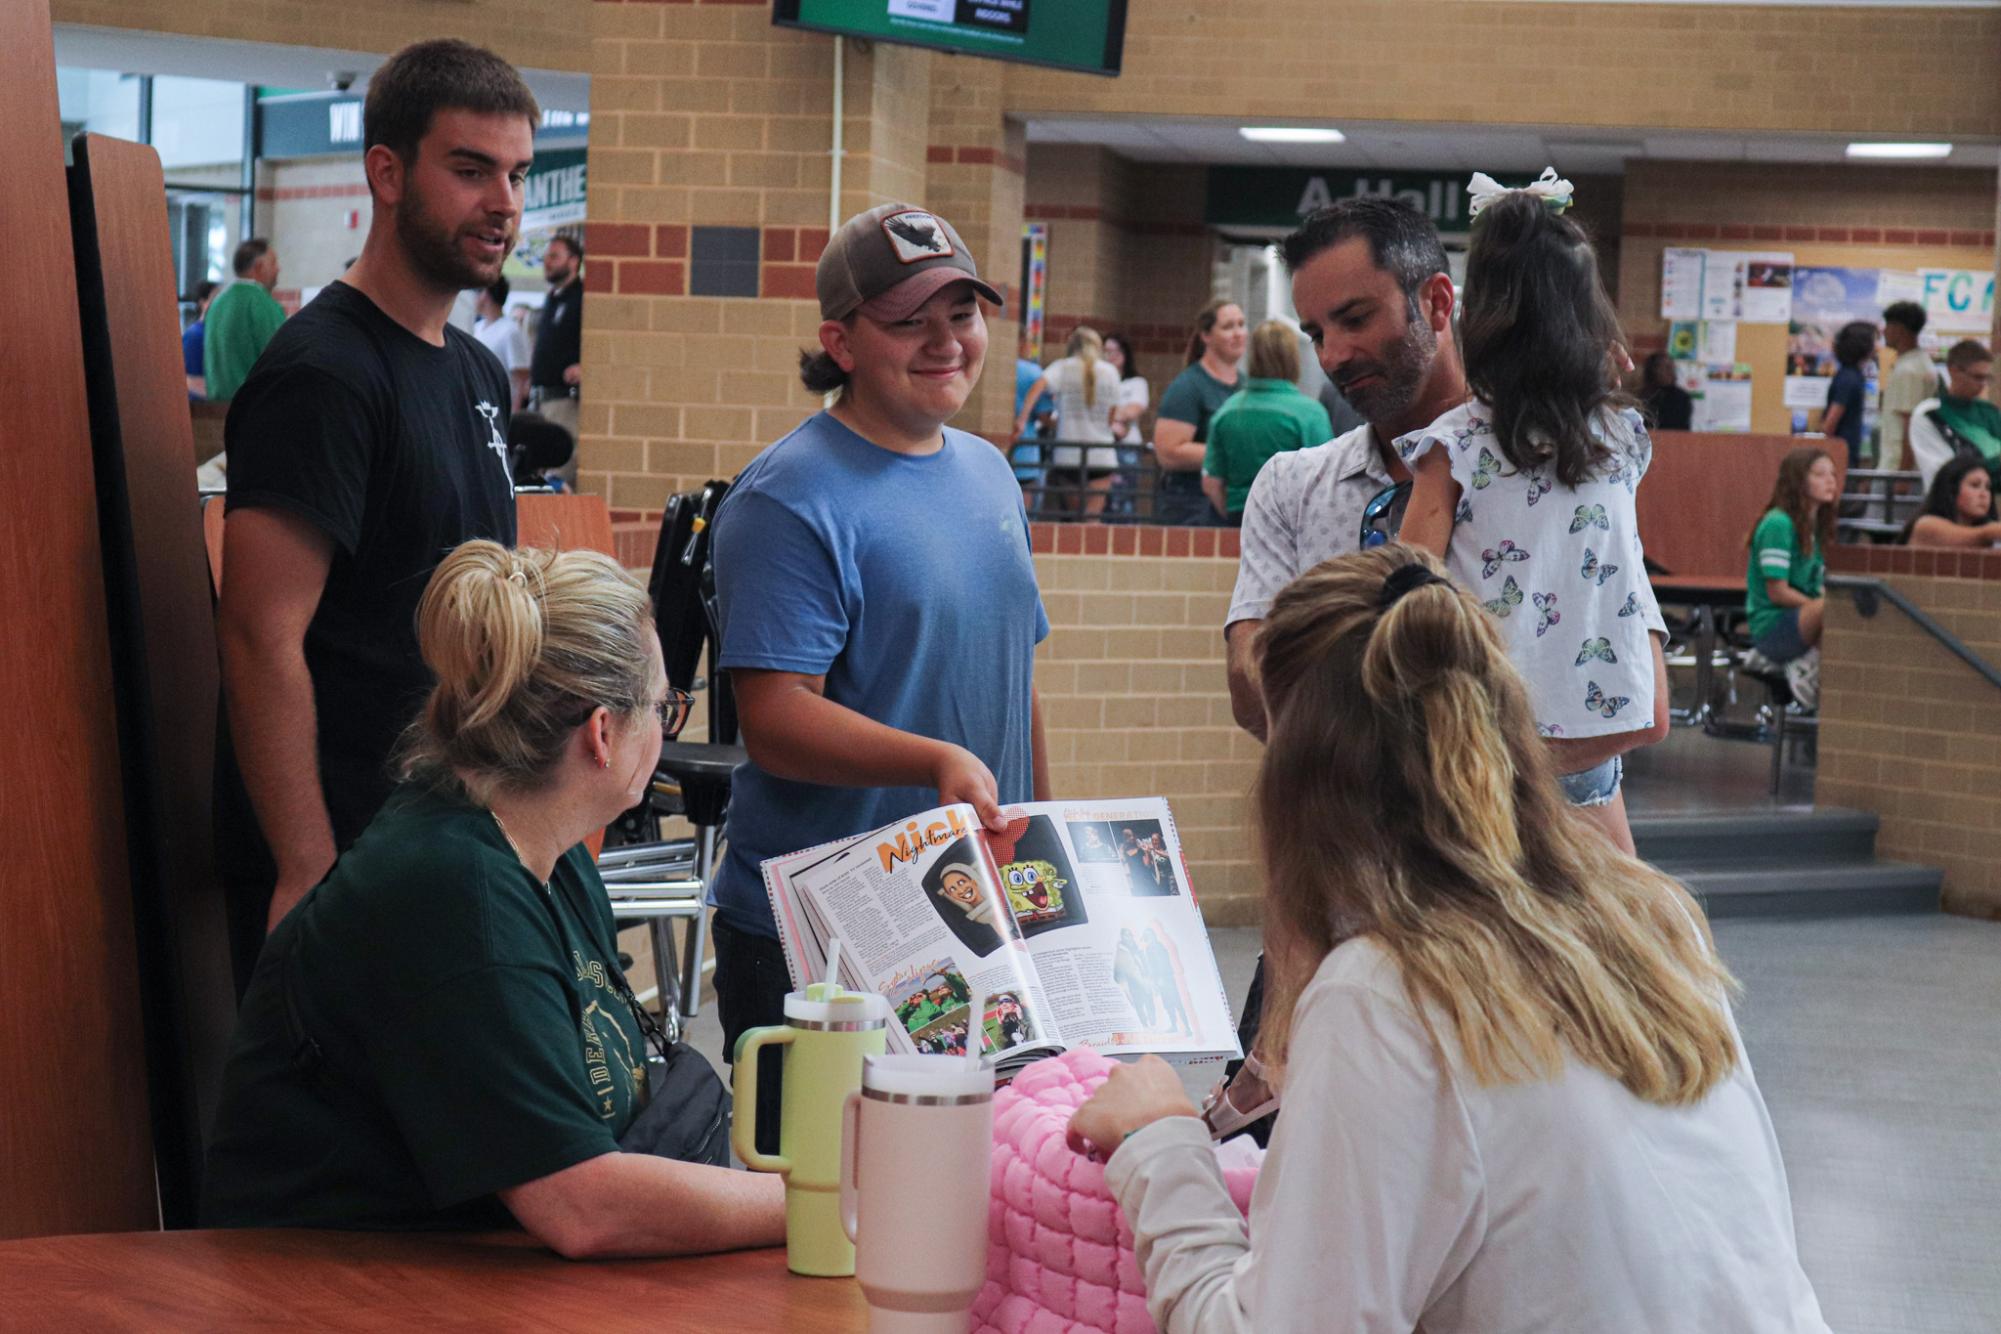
1338, 307, 1438, 425
396, 178, 505, 292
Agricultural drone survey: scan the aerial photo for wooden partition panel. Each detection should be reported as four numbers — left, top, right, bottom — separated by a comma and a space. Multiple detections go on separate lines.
1638, 432, 1847, 583
0, 0, 157, 1239
70, 132, 235, 1228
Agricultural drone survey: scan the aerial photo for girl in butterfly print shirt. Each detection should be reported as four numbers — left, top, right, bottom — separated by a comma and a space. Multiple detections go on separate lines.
1396, 186, 1669, 854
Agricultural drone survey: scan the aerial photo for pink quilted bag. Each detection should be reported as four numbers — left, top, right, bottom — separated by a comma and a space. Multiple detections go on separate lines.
973, 1048, 1259, 1334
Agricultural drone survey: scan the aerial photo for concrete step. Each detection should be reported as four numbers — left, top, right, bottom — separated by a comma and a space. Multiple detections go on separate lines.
1680, 861, 1942, 919
1633, 808, 1879, 869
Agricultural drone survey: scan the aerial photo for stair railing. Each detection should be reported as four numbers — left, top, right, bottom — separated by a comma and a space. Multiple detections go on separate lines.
1825, 574, 2001, 692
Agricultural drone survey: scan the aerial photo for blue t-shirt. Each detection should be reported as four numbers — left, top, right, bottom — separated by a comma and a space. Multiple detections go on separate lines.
183, 320, 206, 398
1012, 358, 1047, 480
710, 412, 1050, 937
1825, 365, 1866, 455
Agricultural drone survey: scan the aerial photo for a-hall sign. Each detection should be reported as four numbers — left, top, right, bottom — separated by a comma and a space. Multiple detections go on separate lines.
1207, 167, 1474, 232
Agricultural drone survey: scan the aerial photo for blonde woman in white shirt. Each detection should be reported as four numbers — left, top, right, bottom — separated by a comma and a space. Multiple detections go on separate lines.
1016, 326, 1121, 517
1069, 544, 1829, 1334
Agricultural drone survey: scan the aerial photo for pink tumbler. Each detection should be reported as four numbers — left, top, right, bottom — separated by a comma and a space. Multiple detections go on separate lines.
839, 1054, 995, 1333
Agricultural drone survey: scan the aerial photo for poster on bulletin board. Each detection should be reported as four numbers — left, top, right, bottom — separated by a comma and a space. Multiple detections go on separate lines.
1784, 265, 1883, 418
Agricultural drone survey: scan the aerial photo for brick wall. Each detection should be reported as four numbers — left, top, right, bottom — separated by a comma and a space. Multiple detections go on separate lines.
51, 0, 591, 72
1817, 547, 2001, 920
1033, 526, 1260, 922
999, 0, 2001, 139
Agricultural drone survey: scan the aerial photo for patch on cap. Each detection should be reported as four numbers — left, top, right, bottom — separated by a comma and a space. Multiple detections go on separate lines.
879, 210, 954, 265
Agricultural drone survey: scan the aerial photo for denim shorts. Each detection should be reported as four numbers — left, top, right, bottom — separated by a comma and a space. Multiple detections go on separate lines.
1752, 608, 1809, 664
1557, 754, 1623, 808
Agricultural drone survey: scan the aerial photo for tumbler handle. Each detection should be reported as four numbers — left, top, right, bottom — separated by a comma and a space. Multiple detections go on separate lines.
729, 1024, 796, 1174
839, 1090, 862, 1243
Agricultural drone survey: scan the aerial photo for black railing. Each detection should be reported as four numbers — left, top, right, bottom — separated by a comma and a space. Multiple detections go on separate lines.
1827, 574, 2001, 691
1017, 441, 1174, 524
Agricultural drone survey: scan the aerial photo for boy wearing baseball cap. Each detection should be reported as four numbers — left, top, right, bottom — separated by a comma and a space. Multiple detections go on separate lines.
708, 205, 1050, 1124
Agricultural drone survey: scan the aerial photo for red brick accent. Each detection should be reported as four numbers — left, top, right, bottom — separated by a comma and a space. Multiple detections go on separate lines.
926, 146, 955, 164
1111, 526, 1137, 556
619, 261, 686, 295
997, 154, 1027, 176
1082, 525, 1110, 555
1916, 229, 1950, 246
1056, 525, 1084, 555
763, 228, 796, 262
1849, 227, 1881, 242
761, 263, 817, 300
799, 228, 830, 263
1884, 228, 1918, 245
655, 225, 689, 259
1682, 224, 1720, 240
587, 222, 653, 258
1164, 528, 1190, 557
1191, 528, 1217, 558
1219, 529, 1241, 559
1817, 227, 1852, 242
1750, 225, 1784, 241
1030, 523, 1055, 554
1950, 230, 1985, 247
584, 262, 614, 292
957, 147, 996, 166
1138, 527, 1164, 556
1655, 223, 1688, 239
1719, 224, 1752, 240
254, 183, 370, 202
1783, 226, 1818, 242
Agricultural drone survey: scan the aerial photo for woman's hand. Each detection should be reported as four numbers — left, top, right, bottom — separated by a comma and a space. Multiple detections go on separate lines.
1067, 1055, 1202, 1158
933, 743, 1005, 832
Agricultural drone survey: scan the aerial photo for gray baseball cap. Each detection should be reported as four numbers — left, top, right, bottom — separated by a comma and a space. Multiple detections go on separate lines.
816, 202, 1004, 322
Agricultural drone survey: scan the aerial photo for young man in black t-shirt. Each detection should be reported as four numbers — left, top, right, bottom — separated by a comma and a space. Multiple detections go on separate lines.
216, 39, 539, 970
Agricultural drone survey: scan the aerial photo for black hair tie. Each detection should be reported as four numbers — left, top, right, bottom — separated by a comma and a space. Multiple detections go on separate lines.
1377, 563, 1446, 612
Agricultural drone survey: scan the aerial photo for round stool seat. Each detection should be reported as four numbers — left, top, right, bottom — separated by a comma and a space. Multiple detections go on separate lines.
655, 741, 745, 826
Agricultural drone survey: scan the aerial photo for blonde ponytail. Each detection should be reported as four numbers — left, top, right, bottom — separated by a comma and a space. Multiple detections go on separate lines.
402, 540, 656, 804
1253, 545, 1737, 1106
1066, 326, 1104, 410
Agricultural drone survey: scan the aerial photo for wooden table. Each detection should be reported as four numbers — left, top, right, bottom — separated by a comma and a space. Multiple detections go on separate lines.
0, 1230, 870, 1332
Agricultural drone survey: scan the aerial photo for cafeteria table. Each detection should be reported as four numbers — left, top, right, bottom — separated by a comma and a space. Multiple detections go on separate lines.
0, 1229, 870, 1332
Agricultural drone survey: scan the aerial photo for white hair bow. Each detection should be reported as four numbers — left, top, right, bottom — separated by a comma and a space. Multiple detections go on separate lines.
1466, 166, 1575, 220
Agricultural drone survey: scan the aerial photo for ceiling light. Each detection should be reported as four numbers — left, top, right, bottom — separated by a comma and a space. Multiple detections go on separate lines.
1845, 142, 1953, 159
1240, 127, 1347, 144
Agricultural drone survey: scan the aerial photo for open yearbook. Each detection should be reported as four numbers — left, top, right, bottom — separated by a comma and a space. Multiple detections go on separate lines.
763, 799, 1241, 1078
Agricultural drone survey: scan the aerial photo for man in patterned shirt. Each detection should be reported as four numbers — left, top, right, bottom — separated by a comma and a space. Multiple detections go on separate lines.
1224, 198, 1470, 737
1214, 198, 1469, 1146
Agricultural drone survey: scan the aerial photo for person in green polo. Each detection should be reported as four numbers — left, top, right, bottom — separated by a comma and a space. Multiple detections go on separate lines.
203, 238, 288, 401
1201, 320, 1334, 524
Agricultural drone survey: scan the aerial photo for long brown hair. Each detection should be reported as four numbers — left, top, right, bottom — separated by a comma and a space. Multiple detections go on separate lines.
1459, 192, 1634, 487
1184, 299, 1237, 366
1253, 545, 1738, 1105
1749, 447, 1837, 557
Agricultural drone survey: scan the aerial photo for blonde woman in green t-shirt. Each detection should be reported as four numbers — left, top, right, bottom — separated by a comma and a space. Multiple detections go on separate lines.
1745, 448, 1838, 666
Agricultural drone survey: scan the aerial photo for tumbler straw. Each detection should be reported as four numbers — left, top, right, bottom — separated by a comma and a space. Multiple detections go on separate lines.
823, 937, 843, 995
965, 991, 985, 1071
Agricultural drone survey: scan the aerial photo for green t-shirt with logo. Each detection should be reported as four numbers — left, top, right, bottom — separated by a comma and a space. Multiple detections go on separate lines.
202, 785, 647, 1231
1745, 508, 1824, 641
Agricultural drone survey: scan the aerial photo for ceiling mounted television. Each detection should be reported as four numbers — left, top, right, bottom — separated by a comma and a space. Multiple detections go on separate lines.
773, 0, 1127, 78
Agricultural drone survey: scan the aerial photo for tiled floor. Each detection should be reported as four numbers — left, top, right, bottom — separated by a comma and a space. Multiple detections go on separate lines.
689, 912, 2001, 1331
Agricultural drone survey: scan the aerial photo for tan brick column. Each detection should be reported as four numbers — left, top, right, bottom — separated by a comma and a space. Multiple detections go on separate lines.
924, 60, 1025, 441
582, 1, 935, 515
